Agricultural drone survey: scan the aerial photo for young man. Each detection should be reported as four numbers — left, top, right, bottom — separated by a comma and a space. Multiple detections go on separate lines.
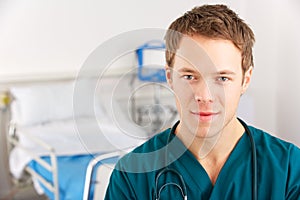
105, 4, 300, 199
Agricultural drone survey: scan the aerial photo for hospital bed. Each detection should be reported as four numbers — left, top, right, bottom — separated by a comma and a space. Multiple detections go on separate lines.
7, 77, 148, 200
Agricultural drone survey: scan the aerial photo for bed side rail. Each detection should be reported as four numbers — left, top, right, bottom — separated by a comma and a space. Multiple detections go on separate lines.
83, 149, 132, 200
8, 122, 60, 200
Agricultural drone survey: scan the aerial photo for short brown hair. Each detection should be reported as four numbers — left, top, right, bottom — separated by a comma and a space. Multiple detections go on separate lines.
165, 4, 255, 73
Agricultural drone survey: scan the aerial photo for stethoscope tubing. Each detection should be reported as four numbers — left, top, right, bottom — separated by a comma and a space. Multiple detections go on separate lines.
238, 118, 257, 200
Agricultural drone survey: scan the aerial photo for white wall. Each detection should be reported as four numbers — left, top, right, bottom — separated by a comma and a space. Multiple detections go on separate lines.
275, 1, 300, 146
0, 0, 202, 80
239, 0, 300, 147
0, 1, 299, 141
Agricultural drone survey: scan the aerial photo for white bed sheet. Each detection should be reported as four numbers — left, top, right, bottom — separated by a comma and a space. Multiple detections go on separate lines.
10, 117, 147, 179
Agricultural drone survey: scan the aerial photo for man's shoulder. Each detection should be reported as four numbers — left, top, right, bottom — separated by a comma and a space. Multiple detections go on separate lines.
131, 128, 171, 153
114, 128, 171, 172
249, 125, 300, 156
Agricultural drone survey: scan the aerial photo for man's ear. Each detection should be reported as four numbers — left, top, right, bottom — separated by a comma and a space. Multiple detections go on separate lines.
165, 65, 173, 89
241, 66, 253, 94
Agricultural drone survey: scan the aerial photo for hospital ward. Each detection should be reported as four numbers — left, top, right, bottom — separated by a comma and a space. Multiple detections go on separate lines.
0, 1, 300, 200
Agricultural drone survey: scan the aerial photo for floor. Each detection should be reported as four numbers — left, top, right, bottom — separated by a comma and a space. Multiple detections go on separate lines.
0, 184, 48, 200
14, 184, 48, 200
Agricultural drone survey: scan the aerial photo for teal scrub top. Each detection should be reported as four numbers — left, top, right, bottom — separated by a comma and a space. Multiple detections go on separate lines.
105, 125, 300, 199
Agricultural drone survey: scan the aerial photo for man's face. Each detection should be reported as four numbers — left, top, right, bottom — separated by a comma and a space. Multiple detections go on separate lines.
166, 35, 252, 138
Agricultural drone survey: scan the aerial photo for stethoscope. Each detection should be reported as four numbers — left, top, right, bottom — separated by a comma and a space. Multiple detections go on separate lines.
154, 118, 257, 200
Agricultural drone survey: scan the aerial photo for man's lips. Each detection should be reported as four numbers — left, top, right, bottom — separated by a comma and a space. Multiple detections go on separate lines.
190, 111, 219, 122
191, 111, 218, 116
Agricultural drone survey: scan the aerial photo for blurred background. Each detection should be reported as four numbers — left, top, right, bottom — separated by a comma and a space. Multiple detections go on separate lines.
1, 0, 299, 144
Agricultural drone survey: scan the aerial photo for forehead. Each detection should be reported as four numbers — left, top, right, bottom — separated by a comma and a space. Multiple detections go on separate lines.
173, 35, 242, 74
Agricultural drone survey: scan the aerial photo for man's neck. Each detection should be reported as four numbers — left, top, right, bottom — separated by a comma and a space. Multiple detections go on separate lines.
175, 117, 245, 184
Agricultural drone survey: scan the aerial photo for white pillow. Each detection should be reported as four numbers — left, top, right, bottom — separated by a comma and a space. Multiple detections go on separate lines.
10, 82, 73, 126
10, 79, 106, 126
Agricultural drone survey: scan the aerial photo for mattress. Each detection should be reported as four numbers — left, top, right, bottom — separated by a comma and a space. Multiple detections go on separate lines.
9, 117, 147, 179
27, 154, 118, 200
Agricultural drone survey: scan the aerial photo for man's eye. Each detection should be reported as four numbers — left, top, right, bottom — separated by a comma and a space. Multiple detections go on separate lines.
183, 75, 195, 80
218, 77, 229, 82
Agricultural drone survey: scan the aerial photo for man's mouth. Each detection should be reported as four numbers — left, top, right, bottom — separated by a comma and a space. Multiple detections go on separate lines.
191, 111, 219, 122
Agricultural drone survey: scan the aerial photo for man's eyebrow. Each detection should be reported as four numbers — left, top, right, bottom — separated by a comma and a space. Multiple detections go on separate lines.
177, 68, 237, 75
215, 70, 237, 75
177, 67, 199, 73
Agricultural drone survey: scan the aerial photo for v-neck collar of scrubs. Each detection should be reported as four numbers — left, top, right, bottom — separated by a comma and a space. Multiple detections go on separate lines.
168, 130, 250, 197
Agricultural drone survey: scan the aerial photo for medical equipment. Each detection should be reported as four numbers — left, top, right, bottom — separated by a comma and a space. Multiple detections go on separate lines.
131, 41, 177, 133
136, 40, 166, 83
155, 167, 187, 200
154, 118, 257, 200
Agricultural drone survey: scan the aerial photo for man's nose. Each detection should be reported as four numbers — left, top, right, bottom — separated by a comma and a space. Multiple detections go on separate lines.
193, 80, 213, 103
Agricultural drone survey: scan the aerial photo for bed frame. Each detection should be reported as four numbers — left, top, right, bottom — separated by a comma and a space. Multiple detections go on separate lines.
8, 121, 60, 199
4, 75, 138, 200
8, 120, 129, 200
